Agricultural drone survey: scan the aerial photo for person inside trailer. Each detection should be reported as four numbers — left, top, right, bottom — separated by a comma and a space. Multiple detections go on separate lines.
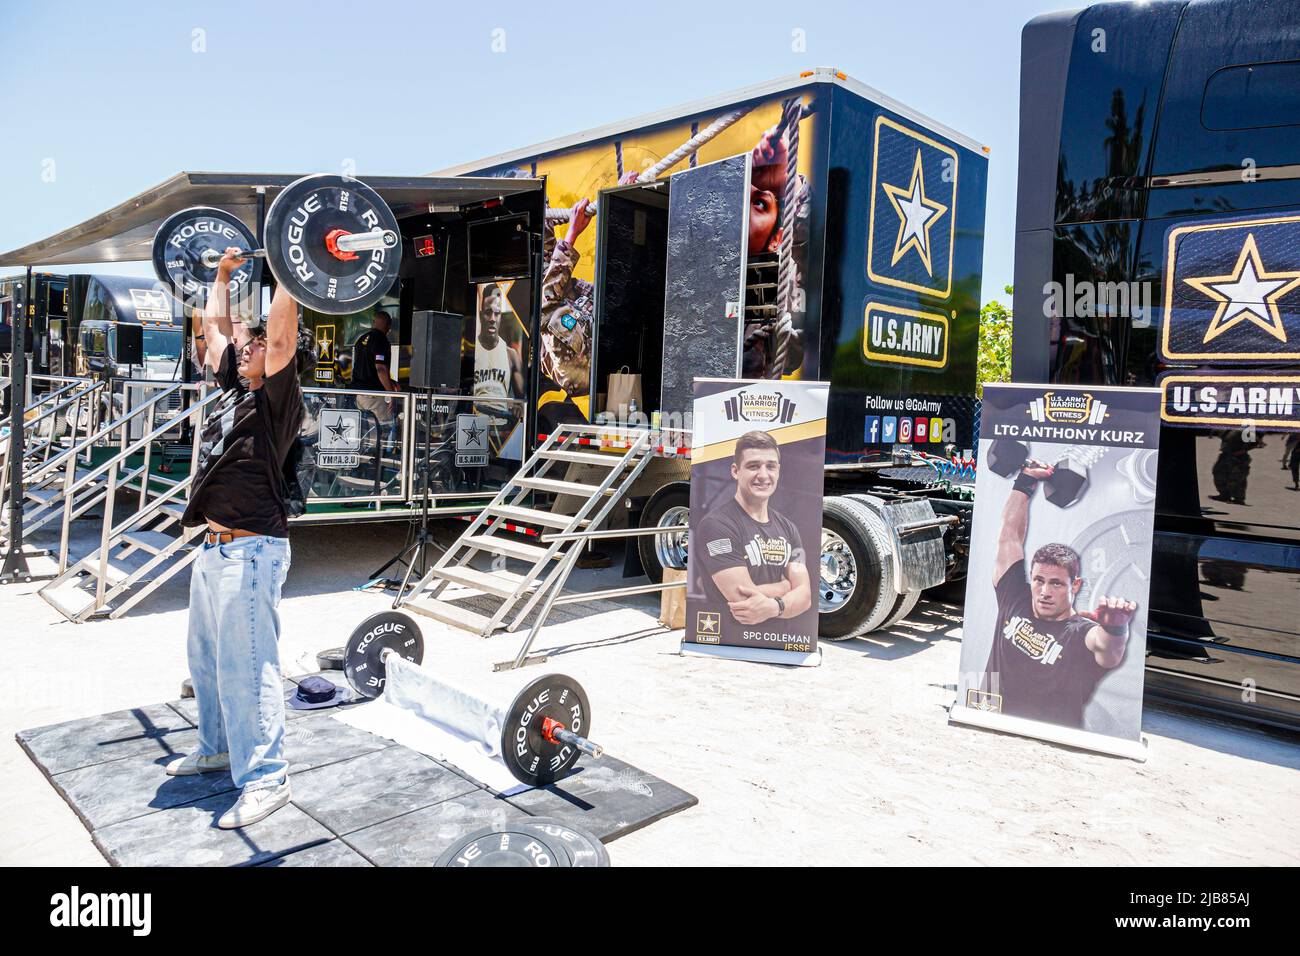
350, 309, 402, 426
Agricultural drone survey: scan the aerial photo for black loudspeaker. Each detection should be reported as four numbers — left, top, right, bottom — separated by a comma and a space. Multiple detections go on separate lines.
410, 310, 462, 389
116, 323, 144, 366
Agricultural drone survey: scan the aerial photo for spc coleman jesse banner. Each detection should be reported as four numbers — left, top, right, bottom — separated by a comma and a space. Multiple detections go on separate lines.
682, 378, 829, 666
951, 383, 1162, 760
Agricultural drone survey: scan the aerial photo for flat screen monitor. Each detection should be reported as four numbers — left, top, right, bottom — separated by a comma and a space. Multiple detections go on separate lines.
467, 213, 530, 282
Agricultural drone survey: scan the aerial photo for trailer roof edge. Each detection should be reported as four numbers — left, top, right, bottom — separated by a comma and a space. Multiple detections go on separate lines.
431, 68, 989, 177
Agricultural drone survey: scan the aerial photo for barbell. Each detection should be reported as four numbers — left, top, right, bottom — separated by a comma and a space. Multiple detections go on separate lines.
341, 611, 603, 788
152, 174, 403, 315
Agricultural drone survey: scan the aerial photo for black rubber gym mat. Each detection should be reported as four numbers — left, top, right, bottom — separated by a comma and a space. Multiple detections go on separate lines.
16, 688, 696, 866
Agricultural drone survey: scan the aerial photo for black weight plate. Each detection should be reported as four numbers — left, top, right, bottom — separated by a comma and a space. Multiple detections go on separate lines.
519, 817, 610, 867
501, 673, 592, 788
263, 174, 401, 314
343, 611, 423, 699
435, 824, 571, 868
315, 647, 345, 671
152, 206, 259, 308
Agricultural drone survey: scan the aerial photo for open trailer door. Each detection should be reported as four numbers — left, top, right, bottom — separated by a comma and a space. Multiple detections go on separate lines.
660, 153, 752, 417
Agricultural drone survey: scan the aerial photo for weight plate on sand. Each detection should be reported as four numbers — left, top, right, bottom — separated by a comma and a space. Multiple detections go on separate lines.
343, 611, 423, 699
316, 647, 345, 671
519, 818, 610, 867
263, 174, 401, 314
152, 206, 259, 308
501, 673, 592, 788
435, 824, 571, 867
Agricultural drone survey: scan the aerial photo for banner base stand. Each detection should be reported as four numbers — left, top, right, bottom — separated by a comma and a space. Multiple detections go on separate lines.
949, 704, 1148, 762
680, 642, 822, 667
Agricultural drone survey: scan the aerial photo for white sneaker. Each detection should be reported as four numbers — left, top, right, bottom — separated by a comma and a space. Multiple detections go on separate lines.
218, 780, 292, 830
165, 751, 230, 776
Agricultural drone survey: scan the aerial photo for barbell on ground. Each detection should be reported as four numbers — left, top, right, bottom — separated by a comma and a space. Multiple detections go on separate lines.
341, 611, 603, 788
152, 174, 403, 315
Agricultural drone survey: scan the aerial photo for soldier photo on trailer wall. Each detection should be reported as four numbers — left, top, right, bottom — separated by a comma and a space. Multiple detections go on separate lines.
471, 280, 527, 459
473, 89, 819, 437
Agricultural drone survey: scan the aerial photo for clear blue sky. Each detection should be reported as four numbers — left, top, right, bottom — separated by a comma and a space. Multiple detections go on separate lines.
0, 0, 1073, 301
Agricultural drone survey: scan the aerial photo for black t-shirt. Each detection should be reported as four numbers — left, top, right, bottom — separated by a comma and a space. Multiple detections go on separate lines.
981, 559, 1107, 729
351, 328, 391, 390
694, 496, 804, 607
182, 344, 304, 537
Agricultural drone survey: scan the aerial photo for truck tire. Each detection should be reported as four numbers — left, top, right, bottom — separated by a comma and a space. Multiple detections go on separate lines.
818, 496, 897, 640
637, 481, 691, 584
881, 587, 922, 629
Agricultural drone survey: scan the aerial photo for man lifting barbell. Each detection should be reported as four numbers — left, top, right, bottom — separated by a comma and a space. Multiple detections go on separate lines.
165, 253, 309, 828
976, 457, 1137, 730
157, 174, 404, 828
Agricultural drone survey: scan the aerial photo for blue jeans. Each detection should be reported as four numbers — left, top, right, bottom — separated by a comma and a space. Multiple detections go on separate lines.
187, 534, 291, 791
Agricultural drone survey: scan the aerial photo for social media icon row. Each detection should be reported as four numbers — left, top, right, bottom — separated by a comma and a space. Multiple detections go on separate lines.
864, 415, 951, 444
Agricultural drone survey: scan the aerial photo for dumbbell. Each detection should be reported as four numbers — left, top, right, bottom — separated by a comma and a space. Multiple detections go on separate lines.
340, 611, 603, 787
1043, 451, 1097, 508
986, 439, 1029, 477
986, 439, 1091, 507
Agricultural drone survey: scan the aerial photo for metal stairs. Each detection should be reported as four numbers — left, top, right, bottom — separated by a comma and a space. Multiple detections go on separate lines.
399, 423, 657, 637
38, 388, 218, 622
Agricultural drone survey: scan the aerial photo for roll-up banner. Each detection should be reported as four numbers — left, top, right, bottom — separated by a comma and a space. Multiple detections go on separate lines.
683, 378, 829, 667
951, 383, 1162, 760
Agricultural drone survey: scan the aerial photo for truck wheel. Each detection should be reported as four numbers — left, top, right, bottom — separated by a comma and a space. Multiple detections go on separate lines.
637, 481, 690, 584
818, 496, 897, 640
881, 587, 922, 629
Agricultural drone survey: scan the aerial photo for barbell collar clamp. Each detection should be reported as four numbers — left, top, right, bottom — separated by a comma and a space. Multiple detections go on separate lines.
541, 716, 604, 759
332, 228, 400, 253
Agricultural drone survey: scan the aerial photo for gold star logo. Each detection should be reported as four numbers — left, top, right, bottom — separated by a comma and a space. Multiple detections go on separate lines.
696, 612, 720, 635
1183, 233, 1300, 344
881, 149, 948, 276
316, 326, 334, 363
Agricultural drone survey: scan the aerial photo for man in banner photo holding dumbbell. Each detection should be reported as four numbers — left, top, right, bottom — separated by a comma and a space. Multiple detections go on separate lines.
166, 247, 308, 829
979, 456, 1137, 730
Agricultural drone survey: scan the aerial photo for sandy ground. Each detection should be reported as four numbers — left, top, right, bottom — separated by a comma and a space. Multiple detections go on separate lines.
3, 517, 1299, 867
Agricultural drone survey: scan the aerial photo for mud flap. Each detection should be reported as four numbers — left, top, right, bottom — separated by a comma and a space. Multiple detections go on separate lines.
880, 498, 951, 593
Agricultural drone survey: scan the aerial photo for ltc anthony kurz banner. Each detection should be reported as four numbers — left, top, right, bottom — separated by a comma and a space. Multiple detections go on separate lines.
952, 383, 1162, 758
684, 378, 829, 666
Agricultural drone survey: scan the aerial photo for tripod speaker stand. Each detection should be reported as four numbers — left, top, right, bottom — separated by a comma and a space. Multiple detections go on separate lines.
368, 310, 464, 604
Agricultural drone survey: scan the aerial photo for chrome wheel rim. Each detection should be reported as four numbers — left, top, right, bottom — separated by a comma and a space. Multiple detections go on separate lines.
654, 505, 690, 571
819, 527, 857, 613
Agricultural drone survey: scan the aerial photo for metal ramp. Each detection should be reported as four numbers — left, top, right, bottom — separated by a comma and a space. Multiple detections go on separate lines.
398, 423, 658, 637
39, 388, 218, 622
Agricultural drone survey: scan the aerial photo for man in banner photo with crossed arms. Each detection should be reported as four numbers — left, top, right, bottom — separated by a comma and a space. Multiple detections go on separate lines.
695, 430, 813, 627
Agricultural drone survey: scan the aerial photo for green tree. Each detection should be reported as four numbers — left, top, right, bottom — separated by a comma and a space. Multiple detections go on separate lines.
977, 285, 1013, 396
